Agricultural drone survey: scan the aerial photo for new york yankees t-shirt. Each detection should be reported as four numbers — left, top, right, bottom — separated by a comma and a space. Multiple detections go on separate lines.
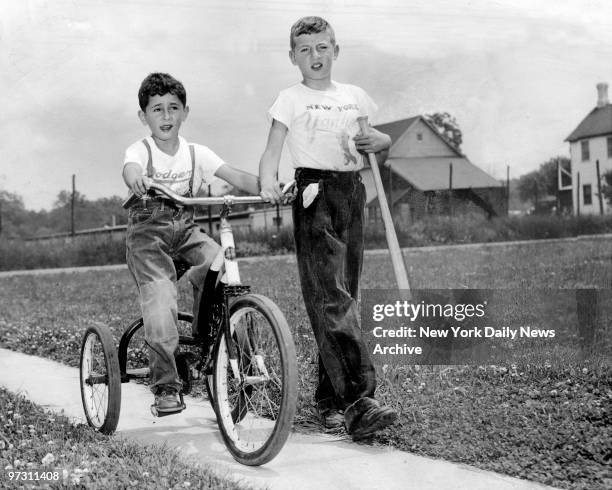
268, 81, 377, 171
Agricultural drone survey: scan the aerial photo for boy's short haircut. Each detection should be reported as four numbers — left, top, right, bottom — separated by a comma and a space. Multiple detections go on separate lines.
138, 72, 187, 111
290, 16, 335, 50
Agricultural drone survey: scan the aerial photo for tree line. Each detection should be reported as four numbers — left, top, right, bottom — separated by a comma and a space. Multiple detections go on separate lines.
0, 189, 128, 238
516, 156, 569, 209
516, 156, 612, 211
3, 163, 612, 239
0, 183, 260, 239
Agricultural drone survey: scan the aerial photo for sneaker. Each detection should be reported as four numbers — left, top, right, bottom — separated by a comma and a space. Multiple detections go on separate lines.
153, 387, 183, 413
345, 398, 397, 441
318, 408, 345, 429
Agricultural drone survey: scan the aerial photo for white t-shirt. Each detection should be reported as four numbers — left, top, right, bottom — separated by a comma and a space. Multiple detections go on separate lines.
268, 81, 377, 171
123, 136, 224, 196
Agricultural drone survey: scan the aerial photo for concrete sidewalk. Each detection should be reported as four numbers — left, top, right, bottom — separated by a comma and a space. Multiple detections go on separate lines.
0, 348, 556, 490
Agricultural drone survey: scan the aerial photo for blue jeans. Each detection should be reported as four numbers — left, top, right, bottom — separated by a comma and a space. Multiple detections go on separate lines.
125, 201, 219, 394
292, 168, 376, 411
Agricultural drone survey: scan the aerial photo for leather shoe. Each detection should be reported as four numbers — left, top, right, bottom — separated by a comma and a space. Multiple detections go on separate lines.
345, 397, 397, 440
153, 387, 183, 413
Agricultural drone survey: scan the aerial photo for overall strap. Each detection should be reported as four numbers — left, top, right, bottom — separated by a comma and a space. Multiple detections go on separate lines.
188, 144, 195, 197
141, 138, 154, 178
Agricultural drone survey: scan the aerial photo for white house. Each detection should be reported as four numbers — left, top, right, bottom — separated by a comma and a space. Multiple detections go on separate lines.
565, 83, 612, 215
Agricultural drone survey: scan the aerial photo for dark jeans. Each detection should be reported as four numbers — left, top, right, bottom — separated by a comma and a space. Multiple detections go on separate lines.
292, 168, 376, 411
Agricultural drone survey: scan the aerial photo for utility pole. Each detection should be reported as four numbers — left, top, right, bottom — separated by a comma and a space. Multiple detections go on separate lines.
448, 162, 453, 216
555, 158, 561, 214
506, 165, 510, 215
576, 172, 581, 216
596, 159, 604, 215
71, 174, 76, 237
274, 171, 281, 232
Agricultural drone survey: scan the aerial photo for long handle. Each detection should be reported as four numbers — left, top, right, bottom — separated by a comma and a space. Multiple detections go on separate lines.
358, 116, 411, 295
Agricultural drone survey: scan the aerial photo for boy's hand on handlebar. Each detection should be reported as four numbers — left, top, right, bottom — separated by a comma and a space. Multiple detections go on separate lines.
125, 167, 152, 197
259, 178, 283, 204
260, 179, 297, 205
130, 176, 151, 197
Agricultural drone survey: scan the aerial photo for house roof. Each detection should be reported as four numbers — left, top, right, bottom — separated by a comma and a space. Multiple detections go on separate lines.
374, 116, 464, 156
565, 104, 612, 142
361, 157, 502, 205
374, 117, 419, 145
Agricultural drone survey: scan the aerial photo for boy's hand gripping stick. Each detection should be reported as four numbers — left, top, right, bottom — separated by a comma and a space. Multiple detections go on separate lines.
357, 116, 411, 297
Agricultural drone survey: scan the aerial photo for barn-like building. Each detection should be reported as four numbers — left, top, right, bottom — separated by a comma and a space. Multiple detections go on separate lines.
361, 116, 506, 227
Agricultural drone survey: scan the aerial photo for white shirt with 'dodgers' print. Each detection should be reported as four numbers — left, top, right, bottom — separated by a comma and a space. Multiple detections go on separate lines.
123, 136, 224, 196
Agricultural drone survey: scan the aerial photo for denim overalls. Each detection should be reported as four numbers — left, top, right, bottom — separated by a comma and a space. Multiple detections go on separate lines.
125, 139, 219, 394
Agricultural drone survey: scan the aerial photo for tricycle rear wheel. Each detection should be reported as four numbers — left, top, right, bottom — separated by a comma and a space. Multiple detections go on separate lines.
79, 324, 121, 434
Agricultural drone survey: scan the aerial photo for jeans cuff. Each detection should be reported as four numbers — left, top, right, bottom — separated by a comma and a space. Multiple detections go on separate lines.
315, 397, 343, 412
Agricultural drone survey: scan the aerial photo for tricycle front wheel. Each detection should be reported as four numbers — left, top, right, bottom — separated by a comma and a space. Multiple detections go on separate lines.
212, 294, 297, 466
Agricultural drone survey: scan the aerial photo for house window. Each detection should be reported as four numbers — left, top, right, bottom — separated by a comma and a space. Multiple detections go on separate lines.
607, 137, 612, 158
583, 184, 592, 205
368, 206, 382, 222
416, 133, 423, 141
581, 140, 590, 161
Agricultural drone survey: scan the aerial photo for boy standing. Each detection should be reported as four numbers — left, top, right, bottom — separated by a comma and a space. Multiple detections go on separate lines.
259, 17, 397, 439
123, 72, 259, 414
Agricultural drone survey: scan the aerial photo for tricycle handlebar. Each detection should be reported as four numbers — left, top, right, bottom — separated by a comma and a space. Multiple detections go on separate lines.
122, 182, 268, 209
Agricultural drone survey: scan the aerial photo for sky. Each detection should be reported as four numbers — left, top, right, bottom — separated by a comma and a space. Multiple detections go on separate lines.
2, 0, 612, 210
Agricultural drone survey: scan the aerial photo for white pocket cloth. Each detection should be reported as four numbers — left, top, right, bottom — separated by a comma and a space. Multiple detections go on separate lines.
302, 183, 319, 208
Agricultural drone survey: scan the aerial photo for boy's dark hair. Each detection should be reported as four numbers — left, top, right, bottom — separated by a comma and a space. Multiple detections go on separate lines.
138, 72, 187, 111
290, 16, 335, 50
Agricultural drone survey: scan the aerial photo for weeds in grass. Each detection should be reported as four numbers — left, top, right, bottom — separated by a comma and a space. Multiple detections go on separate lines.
373, 362, 611, 490
0, 388, 254, 489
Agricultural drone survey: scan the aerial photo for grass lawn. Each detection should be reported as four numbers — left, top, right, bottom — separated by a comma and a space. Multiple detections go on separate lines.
0, 237, 611, 489
0, 388, 255, 489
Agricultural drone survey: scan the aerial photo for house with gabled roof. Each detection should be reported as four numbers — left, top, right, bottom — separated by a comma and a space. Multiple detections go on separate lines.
362, 116, 506, 226
565, 83, 612, 215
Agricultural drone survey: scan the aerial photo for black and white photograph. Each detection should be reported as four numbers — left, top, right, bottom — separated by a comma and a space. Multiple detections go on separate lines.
0, 1, 610, 489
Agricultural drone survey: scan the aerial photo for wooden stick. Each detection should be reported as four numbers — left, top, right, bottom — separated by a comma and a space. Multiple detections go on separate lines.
357, 116, 411, 295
